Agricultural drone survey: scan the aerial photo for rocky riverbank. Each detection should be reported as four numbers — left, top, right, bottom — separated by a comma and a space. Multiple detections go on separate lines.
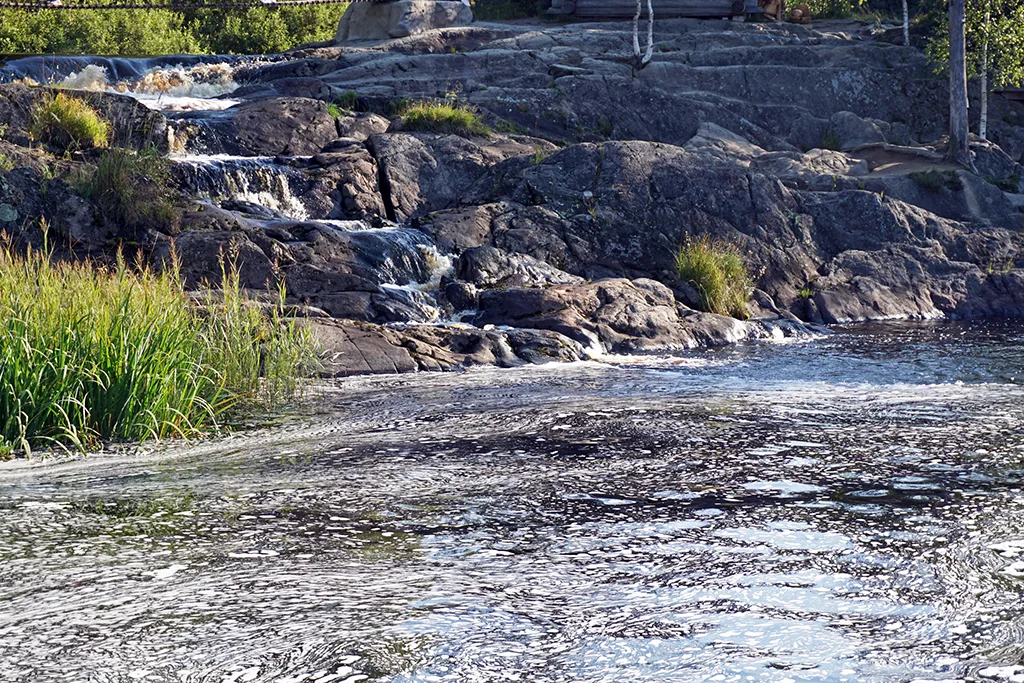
2, 16, 1024, 376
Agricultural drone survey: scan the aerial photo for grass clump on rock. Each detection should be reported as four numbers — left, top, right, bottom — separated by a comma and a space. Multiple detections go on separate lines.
30, 93, 109, 153
401, 101, 491, 137
675, 236, 754, 319
0, 241, 317, 457
74, 146, 179, 234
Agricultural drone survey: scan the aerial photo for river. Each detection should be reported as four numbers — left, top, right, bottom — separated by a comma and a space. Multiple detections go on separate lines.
1, 321, 1024, 682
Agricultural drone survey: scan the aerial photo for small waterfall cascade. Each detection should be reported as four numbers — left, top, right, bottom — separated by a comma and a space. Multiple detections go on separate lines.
172, 155, 312, 220
0, 56, 244, 111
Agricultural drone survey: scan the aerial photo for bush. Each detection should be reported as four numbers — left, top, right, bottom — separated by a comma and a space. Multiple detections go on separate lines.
29, 93, 109, 153
401, 101, 491, 137
0, 5, 348, 56
821, 129, 841, 151
675, 236, 754, 319
908, 169, 960, 192
74, 146, 178, 234
471, 0, 546, 20
0, 241, 317, 456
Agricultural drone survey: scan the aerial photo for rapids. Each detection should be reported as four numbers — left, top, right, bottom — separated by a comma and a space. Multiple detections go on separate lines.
1, 321, 1024, 682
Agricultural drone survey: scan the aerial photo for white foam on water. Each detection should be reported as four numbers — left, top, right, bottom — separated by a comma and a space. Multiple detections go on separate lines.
55, 62, 240, 111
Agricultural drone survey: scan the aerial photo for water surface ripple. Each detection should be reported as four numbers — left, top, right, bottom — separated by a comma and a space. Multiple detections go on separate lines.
2, 321, 1024, 683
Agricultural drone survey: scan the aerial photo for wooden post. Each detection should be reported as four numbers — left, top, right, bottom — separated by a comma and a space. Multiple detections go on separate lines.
948, 0, 973, 169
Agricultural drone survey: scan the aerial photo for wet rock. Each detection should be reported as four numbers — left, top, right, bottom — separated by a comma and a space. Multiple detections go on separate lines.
456, 245, 583, 288
228, 98, 340, 156
309, 319, 419, 376
369, 132, 538, 222
308, 318, 584, 375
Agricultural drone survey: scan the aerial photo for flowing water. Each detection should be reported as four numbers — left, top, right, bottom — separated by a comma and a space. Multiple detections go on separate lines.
1, 321, 1024, 683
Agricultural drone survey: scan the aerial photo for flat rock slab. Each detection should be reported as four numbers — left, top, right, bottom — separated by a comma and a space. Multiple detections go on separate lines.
335, 0, 474, 42
308, 319, 418, 376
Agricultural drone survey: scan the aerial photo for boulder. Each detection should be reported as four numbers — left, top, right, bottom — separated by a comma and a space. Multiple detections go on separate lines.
827, 111, 887, 152
335, 0, 474, 43
457, 245, 583, 288
225, 98, 340, 156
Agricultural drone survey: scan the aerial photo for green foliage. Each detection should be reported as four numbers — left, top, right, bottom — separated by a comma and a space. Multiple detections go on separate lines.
0, 5, 348, 56
401, 101, 491, 137
985, 173, 1021, 192
471, 0, 545, 20
821, 129, 841, 151
30, 93, 109, 153
74, 146, 178, 234
803, 0, 867, 19
335, 91, 359, 111
909, 169, 961, 191
327, 103, 343, 119
797, 286, 814, 299
925, 0, 1024, 88
0, 155, 13, 173
0, 242, 317, 456
675, 236, 754, 319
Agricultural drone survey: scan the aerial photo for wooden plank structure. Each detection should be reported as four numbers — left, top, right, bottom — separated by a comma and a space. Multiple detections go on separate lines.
548, 0, 762, 18
995, 88, 1024, 103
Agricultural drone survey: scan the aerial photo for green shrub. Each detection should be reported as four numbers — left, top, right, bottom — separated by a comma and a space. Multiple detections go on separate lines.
334, 91, 359, 111
909, 169, 960, 192
327, 103, 343, 119
0, 5, 348, 56
821, 129, 841, 151
401, 101, 491, 137
803, 0, 867, 19
471, 0, 546, 20
985, 174, 1021, 193
30, 93, 109, 153
675, 235, 754, 319
797, 286, 814, 300
0, 242, 317, 456
74, 145, 178, 234
0, 155, 13, 173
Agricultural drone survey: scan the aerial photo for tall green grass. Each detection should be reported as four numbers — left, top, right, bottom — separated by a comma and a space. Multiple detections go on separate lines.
675, 236, 754, 319
29, 92, 109, 153
74, 146, 179, 234
0, 238, 316, 457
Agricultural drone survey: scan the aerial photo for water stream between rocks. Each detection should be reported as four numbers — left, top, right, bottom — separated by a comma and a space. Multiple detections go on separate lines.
2, 321, 1024, 682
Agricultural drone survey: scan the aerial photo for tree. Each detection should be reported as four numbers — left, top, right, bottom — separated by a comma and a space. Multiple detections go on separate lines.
948, 0, 972, 167
903, 0, 910, 46
929, 0, 1024, 144
632, 0, 654, 72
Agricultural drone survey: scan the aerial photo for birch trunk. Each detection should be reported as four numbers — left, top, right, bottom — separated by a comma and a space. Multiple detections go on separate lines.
948, 0, 973, 168
979, 8, 990, 140
902, 0, 909, 46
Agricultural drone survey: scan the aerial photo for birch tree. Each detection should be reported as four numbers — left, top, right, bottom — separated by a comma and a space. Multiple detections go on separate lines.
903, 0, 910, 46
928, 0, 1024, 158
632, 0, 654, 72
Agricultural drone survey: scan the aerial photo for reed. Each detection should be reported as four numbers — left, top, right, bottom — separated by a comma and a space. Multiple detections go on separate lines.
675, 235, 753, 319
0, 238, 316, 457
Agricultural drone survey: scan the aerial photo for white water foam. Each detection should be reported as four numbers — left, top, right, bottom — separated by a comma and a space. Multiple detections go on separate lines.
55, 62, 240, 112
